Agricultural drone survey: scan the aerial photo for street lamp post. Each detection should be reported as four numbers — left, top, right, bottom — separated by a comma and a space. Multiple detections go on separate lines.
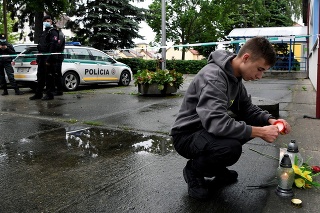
161, 0, 166, 70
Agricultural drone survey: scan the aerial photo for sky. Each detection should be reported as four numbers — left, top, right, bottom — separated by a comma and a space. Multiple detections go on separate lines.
131, 0, 156, 44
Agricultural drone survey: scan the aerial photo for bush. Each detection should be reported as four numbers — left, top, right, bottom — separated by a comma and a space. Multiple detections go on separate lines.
117, 58, 207, 75
134, 69, 184, 91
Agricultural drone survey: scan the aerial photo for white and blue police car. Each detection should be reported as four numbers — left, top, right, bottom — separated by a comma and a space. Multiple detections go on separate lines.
12, 42, 133, 91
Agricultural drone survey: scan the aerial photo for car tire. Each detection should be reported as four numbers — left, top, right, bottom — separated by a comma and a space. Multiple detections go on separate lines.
63, 71, 80, 91
118, 70, 131, 86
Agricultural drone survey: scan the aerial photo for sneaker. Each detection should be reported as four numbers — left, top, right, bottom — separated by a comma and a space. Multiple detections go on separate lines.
15, 91, 24, 95
42, 95, 54, 100
183, 161, 209, 199
29, 94, 43, 100
214, 168, 238, 185
2, 90, 8, 96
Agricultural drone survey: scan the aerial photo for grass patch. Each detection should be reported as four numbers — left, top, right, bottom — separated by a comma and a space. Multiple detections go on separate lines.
112, 91, 126, 94
67, 89, 95, 94
63, 118, 78, 124
83, 121, 104, 126
129, 92, 139, 95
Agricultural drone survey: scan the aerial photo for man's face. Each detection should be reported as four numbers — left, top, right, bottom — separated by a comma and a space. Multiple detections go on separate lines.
44, 19, 52, 24
239, 53, 270, 81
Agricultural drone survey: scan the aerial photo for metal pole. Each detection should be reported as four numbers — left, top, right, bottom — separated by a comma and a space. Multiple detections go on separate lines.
161, 0, 166, 70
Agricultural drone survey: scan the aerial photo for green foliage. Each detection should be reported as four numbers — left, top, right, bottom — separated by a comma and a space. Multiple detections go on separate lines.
167, 60, 207, 74
0, 5, 19, 43
66, 0, 147, 51
147, 0, 222, 59
134, 69, 184, 91
118, 58, 207, 75
291, 59, 301, 71
7, 0, 71, 43
147, 0, 302, 58
117, 58, 147, 74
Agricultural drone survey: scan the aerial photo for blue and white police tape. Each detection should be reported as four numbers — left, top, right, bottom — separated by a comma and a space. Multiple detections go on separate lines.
0, 52, 66, 58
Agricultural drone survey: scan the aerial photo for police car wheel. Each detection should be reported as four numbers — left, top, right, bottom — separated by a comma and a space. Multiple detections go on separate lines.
118, 70, 131, 86
63, 71, 80, 91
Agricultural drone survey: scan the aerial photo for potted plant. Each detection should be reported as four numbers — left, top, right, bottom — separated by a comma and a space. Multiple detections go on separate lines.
134, 69, 184, 95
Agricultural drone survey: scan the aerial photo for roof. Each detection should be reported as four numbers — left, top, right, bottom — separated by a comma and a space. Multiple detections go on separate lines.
227, 26, 308, 42
120, 51, 135, 57
189, 49, 199, 55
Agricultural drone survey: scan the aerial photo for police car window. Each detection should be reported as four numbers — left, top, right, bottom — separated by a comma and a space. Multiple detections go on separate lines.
64, 49, 71, 59
90, 49, 114, 63
69, 48, 90, 60
18, 47, 38, 59
14, 45, 28, 53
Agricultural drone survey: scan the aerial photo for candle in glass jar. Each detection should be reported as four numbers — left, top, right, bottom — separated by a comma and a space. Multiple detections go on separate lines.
274, 121, 286, 134
281, 172, 289, 180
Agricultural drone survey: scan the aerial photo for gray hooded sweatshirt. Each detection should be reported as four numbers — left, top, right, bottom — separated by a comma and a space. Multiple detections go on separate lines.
170, 50, 273, 141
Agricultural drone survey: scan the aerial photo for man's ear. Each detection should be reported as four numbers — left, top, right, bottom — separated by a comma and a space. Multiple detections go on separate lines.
242, 53, 250, 63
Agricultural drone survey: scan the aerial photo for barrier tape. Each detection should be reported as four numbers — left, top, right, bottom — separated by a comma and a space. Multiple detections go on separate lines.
0, 52, 65, 58
1, 35, 311, 58
108, 35, 311, 51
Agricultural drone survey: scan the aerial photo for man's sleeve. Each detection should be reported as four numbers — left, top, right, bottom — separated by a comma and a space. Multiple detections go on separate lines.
47, 30, 58, 62
7, 43, 16, 54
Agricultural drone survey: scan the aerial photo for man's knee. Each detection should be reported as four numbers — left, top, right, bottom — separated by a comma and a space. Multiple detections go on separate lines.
223, 141, 242, 166
207, 139, 242, 167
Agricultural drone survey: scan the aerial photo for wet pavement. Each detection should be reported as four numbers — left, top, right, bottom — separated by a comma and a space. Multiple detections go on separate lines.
0, 75, 319, 212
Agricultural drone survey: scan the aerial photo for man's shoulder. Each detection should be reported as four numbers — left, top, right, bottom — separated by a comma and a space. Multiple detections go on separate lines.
48, 28, 59, 36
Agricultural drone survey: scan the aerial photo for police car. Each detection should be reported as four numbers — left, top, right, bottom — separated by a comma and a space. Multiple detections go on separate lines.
12, 44, 133, 91
13, 43, 35, 54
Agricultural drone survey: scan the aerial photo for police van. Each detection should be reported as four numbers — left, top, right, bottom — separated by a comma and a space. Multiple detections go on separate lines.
12, 44, 133, 91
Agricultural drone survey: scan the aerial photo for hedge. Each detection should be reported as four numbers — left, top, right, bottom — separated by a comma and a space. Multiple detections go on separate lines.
117, 58, 207, 75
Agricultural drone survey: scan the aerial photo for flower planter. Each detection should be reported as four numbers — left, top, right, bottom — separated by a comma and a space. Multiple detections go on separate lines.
138, 83, 177, 95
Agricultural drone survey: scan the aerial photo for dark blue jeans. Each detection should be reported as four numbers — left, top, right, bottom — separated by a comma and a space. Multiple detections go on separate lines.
0, 62, 18, 89
172, 129, 248, 176
35, 59, 55, 97
54, 61, 63, 92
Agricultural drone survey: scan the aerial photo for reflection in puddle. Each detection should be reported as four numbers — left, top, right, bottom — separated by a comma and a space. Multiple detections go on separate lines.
1, 127, 174, 168
65, 127, 174, 158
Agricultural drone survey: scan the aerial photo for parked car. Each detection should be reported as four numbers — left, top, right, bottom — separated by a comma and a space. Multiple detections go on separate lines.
13, 43, 35, 54
12, 45, 133, 91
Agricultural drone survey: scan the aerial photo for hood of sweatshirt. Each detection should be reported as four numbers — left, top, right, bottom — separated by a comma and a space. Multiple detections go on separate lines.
207, 49, 239, 82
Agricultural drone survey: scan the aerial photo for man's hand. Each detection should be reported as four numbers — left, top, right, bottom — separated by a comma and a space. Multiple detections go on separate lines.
0, 45, 7, 50
251, 125, 279, 143
268, 118, 291, 134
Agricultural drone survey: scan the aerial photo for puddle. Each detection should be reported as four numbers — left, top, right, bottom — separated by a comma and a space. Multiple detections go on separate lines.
0, 127, 174, 168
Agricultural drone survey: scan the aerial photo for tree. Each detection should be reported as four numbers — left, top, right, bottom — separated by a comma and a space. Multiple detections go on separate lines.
147, 0, 303, 58
0, 3, 19, 42
219, 0, 296, 52
7, 0, 71, 43
66, 0, 146, 51
147, 0, 223, 60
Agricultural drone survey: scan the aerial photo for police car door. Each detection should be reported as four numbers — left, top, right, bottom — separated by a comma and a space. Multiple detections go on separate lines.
69, 48, 98, 82
89, 49, 118, 83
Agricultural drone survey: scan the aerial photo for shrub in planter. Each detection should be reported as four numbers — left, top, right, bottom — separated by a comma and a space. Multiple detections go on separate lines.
134, 69, 184, 95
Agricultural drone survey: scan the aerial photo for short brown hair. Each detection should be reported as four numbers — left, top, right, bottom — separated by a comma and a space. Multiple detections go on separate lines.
238, 37, 276, 67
